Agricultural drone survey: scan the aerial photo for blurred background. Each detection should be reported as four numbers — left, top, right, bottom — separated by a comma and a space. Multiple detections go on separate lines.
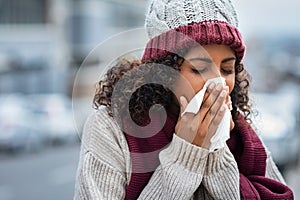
0, 0, 299, 199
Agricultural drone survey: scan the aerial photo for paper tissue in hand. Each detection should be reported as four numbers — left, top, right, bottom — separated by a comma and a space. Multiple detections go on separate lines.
181, 77, 231, 152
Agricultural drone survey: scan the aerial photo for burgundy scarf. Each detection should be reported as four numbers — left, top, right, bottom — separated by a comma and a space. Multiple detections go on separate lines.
227, 114, 293, 199
123, 111, 294, 199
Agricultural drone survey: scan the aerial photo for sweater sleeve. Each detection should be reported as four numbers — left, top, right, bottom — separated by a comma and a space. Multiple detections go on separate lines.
138, 134, 209, 199
199, 145, 240, 199
139, 137, 242, 200
74, 108, 131, 200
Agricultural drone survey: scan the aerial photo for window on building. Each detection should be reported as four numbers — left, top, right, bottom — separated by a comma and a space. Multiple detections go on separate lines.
0, 0, 48, 24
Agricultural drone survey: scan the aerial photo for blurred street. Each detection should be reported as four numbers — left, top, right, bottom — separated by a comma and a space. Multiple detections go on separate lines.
0, 144, 80, 200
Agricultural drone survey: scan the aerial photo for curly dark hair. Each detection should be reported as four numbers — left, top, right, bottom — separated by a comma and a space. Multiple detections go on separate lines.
93, 53, 252, 125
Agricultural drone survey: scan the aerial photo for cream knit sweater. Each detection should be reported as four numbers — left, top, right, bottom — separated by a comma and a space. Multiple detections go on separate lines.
74, 106, 286, 200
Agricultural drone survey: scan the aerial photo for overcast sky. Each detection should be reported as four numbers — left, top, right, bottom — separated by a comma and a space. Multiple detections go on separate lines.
233, 0, 299, 38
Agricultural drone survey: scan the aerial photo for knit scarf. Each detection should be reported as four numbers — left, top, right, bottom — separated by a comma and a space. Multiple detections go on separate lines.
123, 111, 294, 199
227, 114, 294, 199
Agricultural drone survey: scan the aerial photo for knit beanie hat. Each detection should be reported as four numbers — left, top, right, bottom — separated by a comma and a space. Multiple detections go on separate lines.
141, 0, 246, 64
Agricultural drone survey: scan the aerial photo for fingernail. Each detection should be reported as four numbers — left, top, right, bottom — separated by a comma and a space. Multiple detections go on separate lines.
220, 105, 226, 112
209, 83, 215, 90
220, 90, 226, 97
225, 86, 229, 91
216, 84, 223, 91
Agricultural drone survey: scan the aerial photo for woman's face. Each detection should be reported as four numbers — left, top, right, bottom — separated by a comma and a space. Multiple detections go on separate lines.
174, 44, 236, 101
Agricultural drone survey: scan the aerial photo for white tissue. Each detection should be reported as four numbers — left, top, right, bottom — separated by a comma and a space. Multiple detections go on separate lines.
181, 77, 231, 152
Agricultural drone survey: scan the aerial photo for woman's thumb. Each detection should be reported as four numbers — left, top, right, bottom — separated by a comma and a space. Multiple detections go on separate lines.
179, 96, 188, 114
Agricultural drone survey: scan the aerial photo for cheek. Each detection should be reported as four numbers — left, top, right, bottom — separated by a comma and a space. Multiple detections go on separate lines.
173, 70, 205, 100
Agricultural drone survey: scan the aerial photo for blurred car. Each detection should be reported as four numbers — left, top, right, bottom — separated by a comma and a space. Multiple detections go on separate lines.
27, 94, 79, 145
0, 94, 48, 153
0, 93, 79, 154
253, 89, 300, 172
0, 123, 47, 153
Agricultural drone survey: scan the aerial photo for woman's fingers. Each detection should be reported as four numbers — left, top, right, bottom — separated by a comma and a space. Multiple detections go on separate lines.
179, 96, 188, 114
176, 83, 230, 148
200, 83, 223, 119
202, 82, 215, 103
204, 86, 226, 129
202, 104, 227, 148
208, 90, 226, 120
176, 96, 197, 142
194, 84, 226, 147
175, 96, 187, 132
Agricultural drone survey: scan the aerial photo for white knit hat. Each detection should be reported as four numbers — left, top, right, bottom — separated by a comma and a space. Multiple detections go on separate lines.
145, 0, 239, 39
142, 0, 245, 63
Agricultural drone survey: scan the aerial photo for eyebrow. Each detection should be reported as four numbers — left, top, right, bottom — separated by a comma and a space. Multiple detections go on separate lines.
187, 57, 236, 64
221, 57, 236, 63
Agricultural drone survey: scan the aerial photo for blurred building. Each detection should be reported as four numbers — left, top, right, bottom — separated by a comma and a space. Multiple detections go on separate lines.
0, 0, 71, 93
1, 0, 298, 95
245, 36, 300, 92
0, 0, 147, 95
70, 0, 146, 63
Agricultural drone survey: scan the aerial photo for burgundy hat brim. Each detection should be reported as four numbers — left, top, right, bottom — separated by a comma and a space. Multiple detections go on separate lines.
142, 20, 245, 64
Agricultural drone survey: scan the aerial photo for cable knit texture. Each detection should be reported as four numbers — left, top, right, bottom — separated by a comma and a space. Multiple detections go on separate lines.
142, 0, 245, 63
74, 106, 293, 200
145, 0, 239, 39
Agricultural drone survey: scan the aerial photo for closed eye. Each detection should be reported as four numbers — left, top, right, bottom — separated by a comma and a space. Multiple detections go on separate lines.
221, 68, 234, 74
191, 67, 208, 74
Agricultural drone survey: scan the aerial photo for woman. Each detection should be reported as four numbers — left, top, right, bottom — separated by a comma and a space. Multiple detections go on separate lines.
74, 0, 294, 199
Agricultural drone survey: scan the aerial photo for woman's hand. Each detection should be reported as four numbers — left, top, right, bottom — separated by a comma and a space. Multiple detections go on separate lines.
175, 83, 231, 148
